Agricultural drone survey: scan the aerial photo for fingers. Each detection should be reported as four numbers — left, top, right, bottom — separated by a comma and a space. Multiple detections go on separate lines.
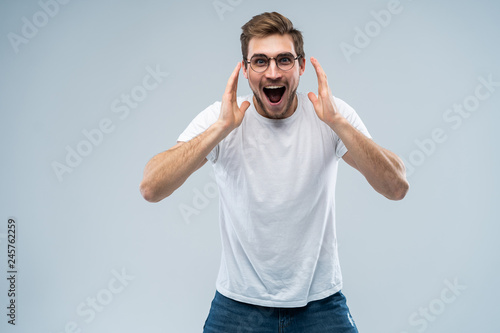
310, 56, 325, 78
224, 62, 242, 98
310, 57, 330, 97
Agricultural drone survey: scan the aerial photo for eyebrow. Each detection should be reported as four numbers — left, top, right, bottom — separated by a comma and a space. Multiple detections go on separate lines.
250, 52, 295, 58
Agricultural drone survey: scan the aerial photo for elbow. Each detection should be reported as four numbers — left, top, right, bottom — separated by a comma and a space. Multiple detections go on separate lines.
387, 178, 410, 201
140, 181, 159, 203
385, 158, 410, 200
140, 180, 170, 203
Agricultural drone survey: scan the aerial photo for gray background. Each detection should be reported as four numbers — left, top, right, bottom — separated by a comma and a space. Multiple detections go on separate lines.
1, 0, 499, 332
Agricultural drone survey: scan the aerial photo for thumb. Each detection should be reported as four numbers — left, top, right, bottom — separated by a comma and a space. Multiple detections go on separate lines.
308, 92, 318, 108
240, 100, 251, 113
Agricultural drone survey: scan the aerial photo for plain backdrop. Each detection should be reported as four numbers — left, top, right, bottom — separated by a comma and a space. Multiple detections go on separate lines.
1, 0, 499, 332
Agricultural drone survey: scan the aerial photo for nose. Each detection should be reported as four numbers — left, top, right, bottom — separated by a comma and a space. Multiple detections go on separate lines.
265, 58, 281, 79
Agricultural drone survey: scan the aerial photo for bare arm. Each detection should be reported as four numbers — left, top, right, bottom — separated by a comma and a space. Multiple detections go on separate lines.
140, 62, 250, 202
140, 124, 227, 202
308, 57, 409, 200
339, 130, 408, 200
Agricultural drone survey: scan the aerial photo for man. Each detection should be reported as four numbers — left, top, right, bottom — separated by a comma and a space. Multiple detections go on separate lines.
140, 12, 409, 333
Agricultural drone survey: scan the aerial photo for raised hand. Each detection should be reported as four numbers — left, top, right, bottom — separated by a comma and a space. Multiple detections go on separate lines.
307, 57, 343, 127
218, 62, 251, 133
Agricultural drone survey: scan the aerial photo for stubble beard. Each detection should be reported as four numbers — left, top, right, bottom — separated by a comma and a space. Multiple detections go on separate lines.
253, 86, 298, 120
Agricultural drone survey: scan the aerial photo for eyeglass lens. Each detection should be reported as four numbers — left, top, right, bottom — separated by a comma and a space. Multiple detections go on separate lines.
250, 53, 298, 72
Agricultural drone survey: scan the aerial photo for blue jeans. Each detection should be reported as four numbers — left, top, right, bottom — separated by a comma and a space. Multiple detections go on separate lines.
203, 290, 359, 333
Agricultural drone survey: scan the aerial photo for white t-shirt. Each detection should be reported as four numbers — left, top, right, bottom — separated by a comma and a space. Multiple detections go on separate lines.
177, 92, 371, 307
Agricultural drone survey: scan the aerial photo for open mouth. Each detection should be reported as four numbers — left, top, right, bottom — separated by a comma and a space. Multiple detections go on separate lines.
263, 86, 286, 104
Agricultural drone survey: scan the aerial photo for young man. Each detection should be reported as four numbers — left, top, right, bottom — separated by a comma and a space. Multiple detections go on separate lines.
140, 12, 409, 333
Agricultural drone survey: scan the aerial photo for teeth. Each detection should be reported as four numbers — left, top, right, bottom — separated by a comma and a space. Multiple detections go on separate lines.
265, 86, 284, 89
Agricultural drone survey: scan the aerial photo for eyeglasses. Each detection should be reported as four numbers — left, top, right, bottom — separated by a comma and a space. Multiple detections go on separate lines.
245, 53, 302, 73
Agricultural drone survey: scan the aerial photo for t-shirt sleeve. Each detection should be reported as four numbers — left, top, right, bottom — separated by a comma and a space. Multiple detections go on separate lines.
333, 97, 372, 158
177, 101, 221, 163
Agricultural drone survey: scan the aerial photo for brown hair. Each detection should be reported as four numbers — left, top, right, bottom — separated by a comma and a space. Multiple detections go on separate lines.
240, 12, 304, 63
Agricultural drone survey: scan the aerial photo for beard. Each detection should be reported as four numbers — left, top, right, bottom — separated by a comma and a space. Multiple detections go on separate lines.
252, 85, 298, 120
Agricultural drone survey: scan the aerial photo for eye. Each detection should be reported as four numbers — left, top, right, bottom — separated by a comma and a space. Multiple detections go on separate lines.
278, 56, 292, 64
252, 57, 268, 67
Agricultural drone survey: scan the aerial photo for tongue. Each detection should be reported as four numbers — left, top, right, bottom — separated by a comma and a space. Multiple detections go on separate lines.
267, 89, 282, 103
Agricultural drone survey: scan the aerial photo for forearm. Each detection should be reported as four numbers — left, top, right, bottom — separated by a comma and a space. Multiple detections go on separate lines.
140, 121, 230, 202
330, 117, 409, 200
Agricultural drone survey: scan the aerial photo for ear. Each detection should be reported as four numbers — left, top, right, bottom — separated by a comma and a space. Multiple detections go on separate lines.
242, 60, 249, 79
299, 56, 306, 76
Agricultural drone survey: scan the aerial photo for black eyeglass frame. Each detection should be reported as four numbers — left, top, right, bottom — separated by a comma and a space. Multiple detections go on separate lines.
244, 53, 303, 73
